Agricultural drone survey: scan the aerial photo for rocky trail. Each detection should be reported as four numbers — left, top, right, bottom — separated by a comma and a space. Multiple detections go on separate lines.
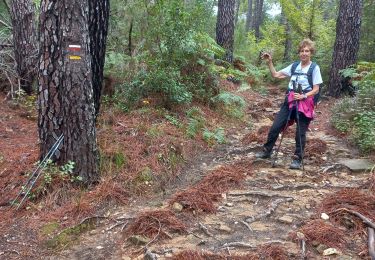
47, 94, 374, 260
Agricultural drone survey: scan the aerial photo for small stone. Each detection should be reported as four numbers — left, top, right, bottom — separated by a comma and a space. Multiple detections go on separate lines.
321, 213, 329, 220
338, 158, 375, 172
218, 224, 232, 233
316, 244, 328, 254
225, 202, 234, 207
221, 193, 227, 200
278, 215, 294, 224
296, 232, 305, 240
323, 248, 340, 256
128, 235, 150, 245
217, 206, 226, 212
305, 204, 311, 209
96, 246, 104, 250
322, 156, 327, 161
172, 202, 183, 212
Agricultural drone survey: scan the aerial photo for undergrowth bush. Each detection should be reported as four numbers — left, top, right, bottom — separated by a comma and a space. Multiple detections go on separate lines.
331, 63, 375, 153
211, 91, 246, 119
185, 107, 206, 138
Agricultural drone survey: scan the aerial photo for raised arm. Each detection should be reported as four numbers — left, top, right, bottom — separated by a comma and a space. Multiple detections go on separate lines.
261, 53, 288, 79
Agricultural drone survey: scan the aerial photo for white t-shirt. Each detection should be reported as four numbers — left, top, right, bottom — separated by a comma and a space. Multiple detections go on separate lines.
280, 62, 323, 92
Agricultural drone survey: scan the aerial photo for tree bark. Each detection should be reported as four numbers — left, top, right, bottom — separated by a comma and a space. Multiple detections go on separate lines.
89, 0, 110, 118
38, 0, 99, 185
253, 0, 264, 41
10, 0, 37, 95
216, 0, 235, 63
245, 0, 253, 32
328, 0, 363, 97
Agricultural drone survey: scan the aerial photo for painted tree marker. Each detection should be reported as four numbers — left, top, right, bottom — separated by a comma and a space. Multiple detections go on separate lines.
68, 44, 82, 60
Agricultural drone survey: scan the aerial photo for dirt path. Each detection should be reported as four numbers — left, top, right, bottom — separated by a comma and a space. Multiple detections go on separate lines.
46, 94, 372, 260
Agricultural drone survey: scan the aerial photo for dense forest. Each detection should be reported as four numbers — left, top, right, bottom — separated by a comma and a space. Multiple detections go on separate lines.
0, 0, 375, 259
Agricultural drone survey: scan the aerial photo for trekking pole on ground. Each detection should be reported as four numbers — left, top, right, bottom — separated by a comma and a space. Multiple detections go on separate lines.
271, 104, 293, 168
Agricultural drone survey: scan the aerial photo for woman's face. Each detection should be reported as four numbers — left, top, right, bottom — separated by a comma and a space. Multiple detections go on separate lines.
299, 46, 312, 63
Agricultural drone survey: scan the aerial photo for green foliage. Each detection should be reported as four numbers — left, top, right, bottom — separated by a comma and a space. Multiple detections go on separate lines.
136, 167, 153, 183
164, 114, 183, 128
331, 63, 375, 153
359, 0, 375, 61
146, 124, 164, 138
106, 0, 220, 109
185, 107, 206, 138
99, 150, 128, 176
203, 127, 226, 146
27, 160, 79, 200
353, 111, 375, 153
211, 92, 246, 119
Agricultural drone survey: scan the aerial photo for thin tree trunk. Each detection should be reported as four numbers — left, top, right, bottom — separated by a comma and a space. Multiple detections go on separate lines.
216, 0, 235, 63
234, 0, 241, 25
10, 0, 37, 95
38, 0, 99, 184
253, 0, 264, 41
246, 0, 253, 32
308, 0, 318, 40
282, 11, 292, 62
328, 0, 363, 97
89, 0, 110, 118
128, 18, 133, 56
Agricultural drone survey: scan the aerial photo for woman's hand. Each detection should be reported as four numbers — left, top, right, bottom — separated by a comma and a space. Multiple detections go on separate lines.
293, 93, 306, 100
261, 52, 272, 64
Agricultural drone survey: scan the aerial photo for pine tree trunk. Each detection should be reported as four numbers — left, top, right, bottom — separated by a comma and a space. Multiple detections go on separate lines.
245, 0, 253, 32
10, 0, 37, 95
216, 0, 235, 63
89, 0, 110, 117
38, 0, 99, 184
328, 0, 363, 97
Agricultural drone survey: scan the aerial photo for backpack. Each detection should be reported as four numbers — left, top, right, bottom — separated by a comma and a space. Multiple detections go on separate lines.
291, 61, 322, 105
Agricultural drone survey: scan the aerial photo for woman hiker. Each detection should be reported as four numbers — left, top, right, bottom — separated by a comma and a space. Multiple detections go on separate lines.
255, 38, 323, 169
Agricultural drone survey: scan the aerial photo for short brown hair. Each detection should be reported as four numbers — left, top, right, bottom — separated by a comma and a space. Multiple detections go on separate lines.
298, 39, 316, 54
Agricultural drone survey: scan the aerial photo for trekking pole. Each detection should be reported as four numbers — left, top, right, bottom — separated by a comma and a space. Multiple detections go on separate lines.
272, 102, 294, 168
11, 135, 64, 208
295, 85, 305, 171
12, 135, 64, 210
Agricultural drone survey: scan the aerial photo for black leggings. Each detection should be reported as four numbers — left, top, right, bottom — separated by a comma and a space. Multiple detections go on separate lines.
264, 100, 311, 159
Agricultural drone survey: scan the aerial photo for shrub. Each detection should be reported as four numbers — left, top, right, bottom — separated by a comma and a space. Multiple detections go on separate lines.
211, 92, 246, 119
331, 62, 375, 153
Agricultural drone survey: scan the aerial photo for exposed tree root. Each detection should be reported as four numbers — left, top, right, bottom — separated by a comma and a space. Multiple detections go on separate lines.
198, 222, 213, 237
228, 189, 282, 197
332, 208, 375, 229
245, 197, 294, 223
221, 241, 256, 249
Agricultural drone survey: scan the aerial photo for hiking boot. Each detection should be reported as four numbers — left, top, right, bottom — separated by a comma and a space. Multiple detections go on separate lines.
289, 158, 302, 169
255, 149, 272, 159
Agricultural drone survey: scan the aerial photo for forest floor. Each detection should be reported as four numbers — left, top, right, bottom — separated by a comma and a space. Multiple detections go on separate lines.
0, 83, 375, 260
